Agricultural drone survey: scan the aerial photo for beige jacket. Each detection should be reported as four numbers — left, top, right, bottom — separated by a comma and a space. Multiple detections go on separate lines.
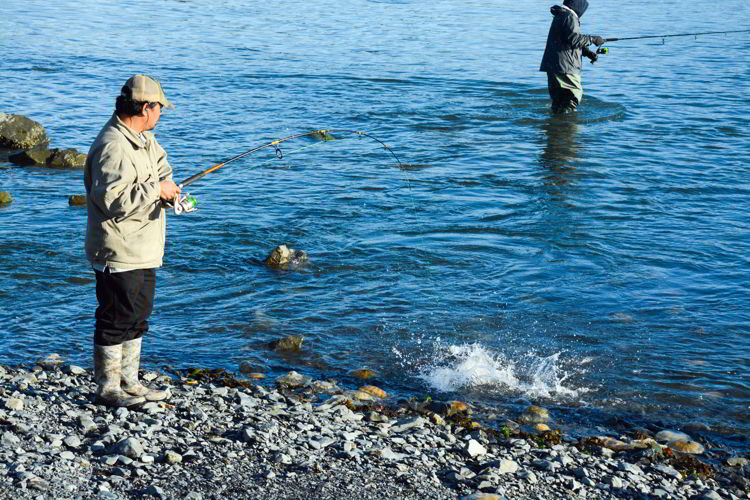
84, 113, 173, 270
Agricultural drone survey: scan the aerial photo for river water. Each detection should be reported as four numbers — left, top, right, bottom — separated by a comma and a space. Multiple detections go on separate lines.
1, 1, 749, 452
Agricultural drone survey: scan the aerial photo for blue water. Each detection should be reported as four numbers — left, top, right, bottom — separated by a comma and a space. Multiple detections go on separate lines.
1, 1, 749, 451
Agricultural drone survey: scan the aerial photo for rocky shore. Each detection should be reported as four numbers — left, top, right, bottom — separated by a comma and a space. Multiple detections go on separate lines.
0, 356, 748, 500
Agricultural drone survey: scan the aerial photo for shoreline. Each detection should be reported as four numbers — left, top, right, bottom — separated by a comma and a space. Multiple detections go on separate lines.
1, 356, 748, 499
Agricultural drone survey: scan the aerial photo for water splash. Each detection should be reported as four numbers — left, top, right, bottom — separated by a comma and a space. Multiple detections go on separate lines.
415, 343, 589, 400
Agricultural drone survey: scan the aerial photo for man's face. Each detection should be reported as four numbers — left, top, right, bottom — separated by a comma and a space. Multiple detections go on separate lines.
144, 103, 162, 131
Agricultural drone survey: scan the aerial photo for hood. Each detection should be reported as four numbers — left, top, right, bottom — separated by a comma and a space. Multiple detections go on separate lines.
562, 0, 588, 18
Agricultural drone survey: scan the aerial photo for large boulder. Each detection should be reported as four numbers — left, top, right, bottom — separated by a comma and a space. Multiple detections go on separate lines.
9, 147, 86, 168
0, 113, 47, 149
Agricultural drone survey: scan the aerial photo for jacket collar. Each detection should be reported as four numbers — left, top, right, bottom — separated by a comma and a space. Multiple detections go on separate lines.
560, 4, 579, 18
110, 112, 150, 149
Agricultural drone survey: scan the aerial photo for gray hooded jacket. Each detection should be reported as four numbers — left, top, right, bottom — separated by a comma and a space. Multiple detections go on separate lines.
539, 0, 596, 75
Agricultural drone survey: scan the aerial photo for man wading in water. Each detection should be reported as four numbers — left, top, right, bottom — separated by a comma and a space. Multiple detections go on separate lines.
84, 75, 180, 407
540, 0, 606, 114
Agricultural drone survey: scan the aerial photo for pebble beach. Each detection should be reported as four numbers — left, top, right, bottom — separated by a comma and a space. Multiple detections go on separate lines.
1, 355, 748, 500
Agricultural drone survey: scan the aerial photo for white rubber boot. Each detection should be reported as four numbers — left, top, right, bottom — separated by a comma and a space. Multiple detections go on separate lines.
94, 344, 145, 408
121, 338, 170, 402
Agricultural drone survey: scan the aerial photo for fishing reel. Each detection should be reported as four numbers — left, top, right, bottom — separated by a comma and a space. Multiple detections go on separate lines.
173, 193, 197, 215
585, 47, 609, 64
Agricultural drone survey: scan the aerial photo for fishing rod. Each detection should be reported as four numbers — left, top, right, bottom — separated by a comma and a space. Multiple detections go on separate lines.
170, 129, 403, 214
605, 29, 750, 43
587, 29, 749, 64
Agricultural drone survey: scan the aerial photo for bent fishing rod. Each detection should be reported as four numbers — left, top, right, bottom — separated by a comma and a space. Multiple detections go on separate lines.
170, 129, 403, 214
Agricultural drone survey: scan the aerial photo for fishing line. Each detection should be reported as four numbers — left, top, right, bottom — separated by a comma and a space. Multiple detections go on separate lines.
178, 129, 402, 189
170, 129, 406, 214
605, 29, 750, 43
188, 138, 332, 192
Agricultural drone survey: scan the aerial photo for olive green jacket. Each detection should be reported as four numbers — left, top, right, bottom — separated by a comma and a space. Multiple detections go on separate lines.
84, 113, 172, 270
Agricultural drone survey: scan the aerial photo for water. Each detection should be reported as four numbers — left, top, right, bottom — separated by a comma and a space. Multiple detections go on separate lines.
1, 0, 749, 452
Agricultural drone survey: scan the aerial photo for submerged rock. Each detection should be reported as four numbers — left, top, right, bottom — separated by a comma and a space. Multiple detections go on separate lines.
668, 439, 705, 454
0, 191, 11, 205
519, 405, 549, 424
352, 368, 376, 380
8, 146, 51, 165
0, 112, 47, 149
268, 335, 304, 352
9, 147, 86, 168
265, 244, 308, 269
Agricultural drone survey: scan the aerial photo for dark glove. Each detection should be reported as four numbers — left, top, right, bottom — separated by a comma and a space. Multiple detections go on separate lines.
582, 47, 597, 64
591, 36, 605, 46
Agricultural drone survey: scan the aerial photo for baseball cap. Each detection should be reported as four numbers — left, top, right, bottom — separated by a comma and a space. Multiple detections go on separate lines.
123, 74, 175, 109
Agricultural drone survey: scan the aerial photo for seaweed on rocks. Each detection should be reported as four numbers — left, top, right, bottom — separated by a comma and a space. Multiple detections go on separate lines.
183, 367, 255, 389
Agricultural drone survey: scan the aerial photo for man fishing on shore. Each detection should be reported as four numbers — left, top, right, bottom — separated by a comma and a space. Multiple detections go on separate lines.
84, 75, 179, 407
540, 0, 606, 114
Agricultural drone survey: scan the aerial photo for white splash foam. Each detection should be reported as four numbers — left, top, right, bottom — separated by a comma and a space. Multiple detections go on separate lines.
416, 342, 588, 400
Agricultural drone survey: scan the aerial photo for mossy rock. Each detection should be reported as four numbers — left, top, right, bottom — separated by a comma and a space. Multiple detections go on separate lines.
0, 191, 12, 205
9, 147, 86, 168
68, 195, 86, 206
268, 335, 304, 352
8, 147, 52, 166
0, 113, 48, 149
352, 368, 377, 380
519, 405, 549, 424
265, 244, 308, 269
47, 148, 86, 168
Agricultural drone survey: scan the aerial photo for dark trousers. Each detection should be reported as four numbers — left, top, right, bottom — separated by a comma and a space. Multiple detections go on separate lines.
94, 268, 155, 346
547, 73, 579, 113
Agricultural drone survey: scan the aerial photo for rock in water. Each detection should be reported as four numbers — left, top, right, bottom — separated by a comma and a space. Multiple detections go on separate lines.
519, 405, 549, 424
69, 195, 86, 206
47, 148, 86, 168
265, 244, 308, 269
9, 147, 86, 168
353, 368, 376, 380
667, 439, 705, 454
0, 191, 11, 205
8, 146, 52, 165
358, 385, 387, 399
268, 335, 304, 352
0, 113, 47, 149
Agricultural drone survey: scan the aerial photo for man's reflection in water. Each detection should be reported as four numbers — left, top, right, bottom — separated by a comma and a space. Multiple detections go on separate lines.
538, 115, 581, 195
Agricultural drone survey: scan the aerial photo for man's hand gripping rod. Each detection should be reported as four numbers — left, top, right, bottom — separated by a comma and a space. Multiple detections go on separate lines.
172, 188, 197, 214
